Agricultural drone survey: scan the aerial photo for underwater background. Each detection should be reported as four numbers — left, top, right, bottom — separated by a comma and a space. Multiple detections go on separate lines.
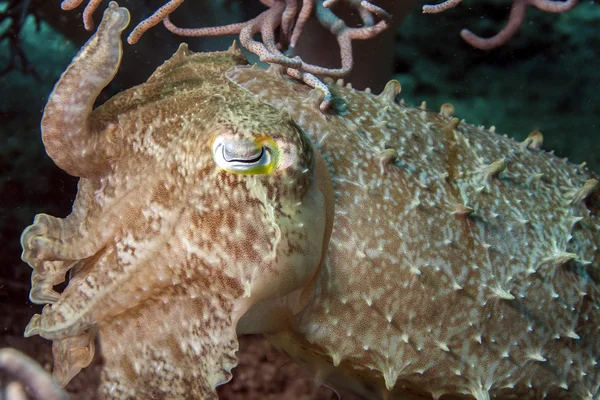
0, 0, 598, 398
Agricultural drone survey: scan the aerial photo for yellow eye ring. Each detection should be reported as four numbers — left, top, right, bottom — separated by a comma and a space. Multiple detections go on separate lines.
212, 136, 279, 175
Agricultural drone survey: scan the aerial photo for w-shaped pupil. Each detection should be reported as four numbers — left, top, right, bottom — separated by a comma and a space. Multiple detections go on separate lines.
223, 145, 265, 164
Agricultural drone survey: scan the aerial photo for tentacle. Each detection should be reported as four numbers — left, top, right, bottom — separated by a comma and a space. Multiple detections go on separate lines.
41, 1, 129, 177
23, 227, 176, 341
20, 180, 149, 305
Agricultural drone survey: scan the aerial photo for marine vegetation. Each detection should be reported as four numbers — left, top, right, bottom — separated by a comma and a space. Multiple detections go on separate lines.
1, 0, 599, 399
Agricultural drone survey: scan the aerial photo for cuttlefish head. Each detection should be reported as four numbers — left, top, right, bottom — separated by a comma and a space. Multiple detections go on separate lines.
21, 62, 333, 396
21, 2, 334, 394
93, 94, 336, 397
200, 94, 334, 323
94, 94, 335, 398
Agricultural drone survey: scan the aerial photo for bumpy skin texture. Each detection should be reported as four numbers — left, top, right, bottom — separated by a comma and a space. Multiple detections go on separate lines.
19, 3, 600, 400
20, 3, 329, 399
226, 70, 600, 399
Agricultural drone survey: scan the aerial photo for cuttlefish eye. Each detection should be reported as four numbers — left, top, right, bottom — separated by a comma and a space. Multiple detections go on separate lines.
212, 136, 279, 175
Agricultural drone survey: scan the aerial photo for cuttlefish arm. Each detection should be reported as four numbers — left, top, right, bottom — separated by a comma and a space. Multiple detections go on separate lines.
20, 2, 130, 307
21, 2, 333, 398
21, 1, 133, 386
41, 1, 129, 178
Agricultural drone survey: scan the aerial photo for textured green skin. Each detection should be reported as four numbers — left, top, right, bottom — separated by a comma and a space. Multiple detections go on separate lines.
227, 65, 600, 399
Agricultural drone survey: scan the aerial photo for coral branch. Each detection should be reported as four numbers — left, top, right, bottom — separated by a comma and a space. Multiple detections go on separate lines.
54, 0, 391, 112
460, 0, 528, 50
127, 0, 184, 44
280, 0, 299, 46
310, 0, 390, 76
162, 17, 245, 37
164, 0, 390, 75
60, 0, 102, 30
424, 0, 579, 49
290, 0, 314, 47
422, 0, 462, 14
162, 0, 390, 110
0, 348, 69, 400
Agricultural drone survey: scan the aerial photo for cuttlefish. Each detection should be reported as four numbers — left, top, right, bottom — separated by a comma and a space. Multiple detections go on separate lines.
19, 2, 600, 399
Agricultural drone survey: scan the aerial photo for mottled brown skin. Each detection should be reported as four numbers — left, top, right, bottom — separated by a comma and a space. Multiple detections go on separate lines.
20, 3, 331, 399
18, 2, 600, 400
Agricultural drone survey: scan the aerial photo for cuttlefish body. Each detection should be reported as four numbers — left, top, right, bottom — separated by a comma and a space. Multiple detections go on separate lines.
20, 2, 600, 399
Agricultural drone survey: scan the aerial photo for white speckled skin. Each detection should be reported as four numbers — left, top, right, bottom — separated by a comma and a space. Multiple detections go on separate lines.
227, 68, 600, 399
19, 3, 600, 400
